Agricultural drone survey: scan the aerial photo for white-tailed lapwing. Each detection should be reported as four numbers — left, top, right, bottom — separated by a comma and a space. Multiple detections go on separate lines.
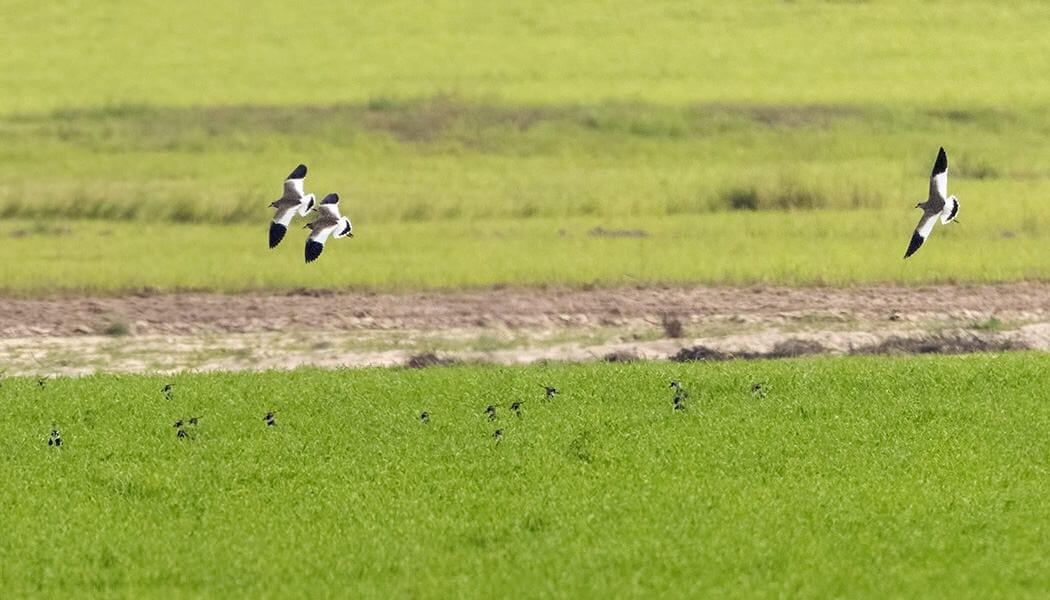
904, 147, 960, 258
269, 164, 316, 249
304, 193, 353, 263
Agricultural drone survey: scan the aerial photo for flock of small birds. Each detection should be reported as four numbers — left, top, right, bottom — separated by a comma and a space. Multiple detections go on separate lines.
410, 379, 771, 447
40, 377, 773, 448
417, 385, 561, 446
268, 164, 353, 263
173, 415, 202, 439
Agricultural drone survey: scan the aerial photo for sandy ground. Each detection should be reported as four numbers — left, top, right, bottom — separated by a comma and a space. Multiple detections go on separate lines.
1, 283, 1048, 375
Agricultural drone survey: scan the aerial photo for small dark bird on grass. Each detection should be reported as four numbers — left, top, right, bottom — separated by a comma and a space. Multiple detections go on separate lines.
670, 380, 690, 402
751, 383, 767, 398
543, 386, 558, 399
420, 411, 430, 424
485, 405, 497, 421
48, 429, 62, 447
38, 376, 49, 388
493, 429, 503, 445
511, 401, 522, 417
162, 383, 174, 399
173, 419, 184, 428
189, 416, 200, 426
264, 411, 277, 426
177, 428, 188, 439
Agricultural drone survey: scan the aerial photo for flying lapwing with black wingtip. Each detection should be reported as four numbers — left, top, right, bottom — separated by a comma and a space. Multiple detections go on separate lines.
304, 193, 353, 263
904, 147, 960, 259
269, 164, 316, 249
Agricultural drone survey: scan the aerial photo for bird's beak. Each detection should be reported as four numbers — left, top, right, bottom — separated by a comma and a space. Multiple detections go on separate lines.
348, 233, 354, 238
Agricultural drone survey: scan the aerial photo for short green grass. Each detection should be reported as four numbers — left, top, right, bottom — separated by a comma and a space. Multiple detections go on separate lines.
4, 1, 1050, 113
0, 208, 1046, 295
1, 354, 1048, 597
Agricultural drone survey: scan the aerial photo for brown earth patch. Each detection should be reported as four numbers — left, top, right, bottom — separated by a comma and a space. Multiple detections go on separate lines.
0, 282, 1048, 375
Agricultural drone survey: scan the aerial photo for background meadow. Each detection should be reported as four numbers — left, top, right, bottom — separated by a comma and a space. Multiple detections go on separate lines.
1, 1, 1050, 293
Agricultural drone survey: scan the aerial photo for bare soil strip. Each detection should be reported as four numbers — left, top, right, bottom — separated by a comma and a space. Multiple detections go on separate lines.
1, 283, 1048, 375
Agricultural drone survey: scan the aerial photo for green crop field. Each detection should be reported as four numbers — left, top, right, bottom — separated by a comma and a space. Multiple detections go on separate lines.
2, 1, 1050, 293
1, 354, 1048, 597
5, 4, 1049, 597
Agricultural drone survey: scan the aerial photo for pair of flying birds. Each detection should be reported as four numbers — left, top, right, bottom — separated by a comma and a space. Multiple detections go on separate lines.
268, 164, 353, 263
267, 149, 958, 262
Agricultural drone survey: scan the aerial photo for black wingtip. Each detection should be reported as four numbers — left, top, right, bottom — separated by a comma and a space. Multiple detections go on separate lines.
287, 164, 307, 180
931, 147, 947, 177
269, 222, 287, 248
305, 240, 324, 263
904, 231, 925, 259
321, 193, 339, 205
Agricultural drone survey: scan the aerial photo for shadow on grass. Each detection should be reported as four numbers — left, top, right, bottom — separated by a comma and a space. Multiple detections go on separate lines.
670, 333, 1028, 362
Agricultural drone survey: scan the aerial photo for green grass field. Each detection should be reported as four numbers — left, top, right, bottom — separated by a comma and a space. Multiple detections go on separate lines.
5, 1, 1050, 113
3, 2, 1050, 292
1, 100, 1049, 293
1, 354, 1048, 597
1, 208, 1048, 295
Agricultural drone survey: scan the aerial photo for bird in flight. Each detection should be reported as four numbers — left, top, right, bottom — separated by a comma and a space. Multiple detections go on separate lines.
269, 164, 316, 249
904, 147, 960, 259
304, 193, 353, 263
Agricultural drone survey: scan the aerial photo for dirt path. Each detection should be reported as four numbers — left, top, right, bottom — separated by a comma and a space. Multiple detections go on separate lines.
3, 282, 1049, 337
1, 283, 1048, 375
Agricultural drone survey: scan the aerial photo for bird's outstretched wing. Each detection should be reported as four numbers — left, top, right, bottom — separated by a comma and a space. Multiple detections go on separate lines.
282, 164, 308, 201
305, 222, 340, 263
928, 147, 947, 204
904, 210, 939, 258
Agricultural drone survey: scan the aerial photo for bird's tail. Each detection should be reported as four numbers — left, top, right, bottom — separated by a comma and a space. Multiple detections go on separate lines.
940, 195, 959, 224
298, 194, 316, 217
